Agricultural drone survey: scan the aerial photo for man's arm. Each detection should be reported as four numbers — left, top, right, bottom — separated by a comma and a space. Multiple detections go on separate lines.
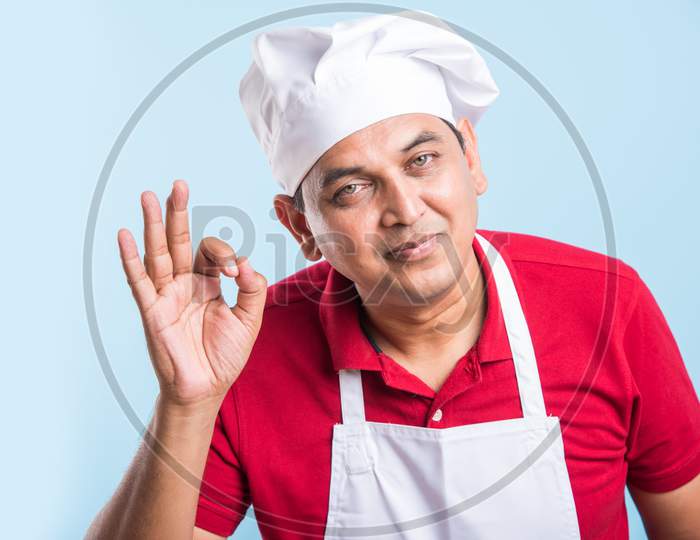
629, 473, 700, 540
620, 269, 700, 539
193, 526, 227, 540
84, 394, 226, 540
85, 181, 266, 539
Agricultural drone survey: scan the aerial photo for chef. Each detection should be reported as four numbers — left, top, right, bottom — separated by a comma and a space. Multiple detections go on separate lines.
89, 9, 700, 540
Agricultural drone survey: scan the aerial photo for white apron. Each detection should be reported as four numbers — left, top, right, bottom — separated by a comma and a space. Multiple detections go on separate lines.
323, 232, 581, 539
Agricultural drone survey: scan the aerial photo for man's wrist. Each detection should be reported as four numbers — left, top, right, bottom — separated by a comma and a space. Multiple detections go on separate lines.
153, 393, 223, 435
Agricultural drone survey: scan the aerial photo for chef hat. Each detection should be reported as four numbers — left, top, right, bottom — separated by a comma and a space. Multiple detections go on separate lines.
238, 9, 500, 197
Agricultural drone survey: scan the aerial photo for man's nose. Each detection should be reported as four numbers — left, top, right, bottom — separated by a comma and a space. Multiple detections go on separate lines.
379, 177, 427, 228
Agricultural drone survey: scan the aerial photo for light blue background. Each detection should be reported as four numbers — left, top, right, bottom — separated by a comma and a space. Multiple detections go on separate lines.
1, 1, 697, 538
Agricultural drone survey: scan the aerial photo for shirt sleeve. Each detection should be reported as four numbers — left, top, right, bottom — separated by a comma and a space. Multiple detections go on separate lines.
194, 385, 251, 537
623, 271, 700, 492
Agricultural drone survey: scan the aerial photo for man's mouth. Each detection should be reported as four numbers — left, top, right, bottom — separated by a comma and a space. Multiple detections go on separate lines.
385, 233, 440, 261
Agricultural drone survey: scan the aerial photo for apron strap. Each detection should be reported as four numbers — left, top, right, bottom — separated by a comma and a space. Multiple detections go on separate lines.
474, 232, 547, 418
339, 369, 366, 424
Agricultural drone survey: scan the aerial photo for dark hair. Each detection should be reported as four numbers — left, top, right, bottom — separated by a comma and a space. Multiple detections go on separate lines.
291, 117, 464, 213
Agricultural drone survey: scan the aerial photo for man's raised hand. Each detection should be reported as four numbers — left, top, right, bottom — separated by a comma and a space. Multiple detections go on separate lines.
117, 180, 267, 410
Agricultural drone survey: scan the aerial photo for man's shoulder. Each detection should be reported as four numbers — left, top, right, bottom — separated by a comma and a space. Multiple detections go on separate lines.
477, 228, 640, 283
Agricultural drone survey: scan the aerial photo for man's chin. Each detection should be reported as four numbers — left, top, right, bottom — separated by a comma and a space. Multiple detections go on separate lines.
388, 269, 457, 306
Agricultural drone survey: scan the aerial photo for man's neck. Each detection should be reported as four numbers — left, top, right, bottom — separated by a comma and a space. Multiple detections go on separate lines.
359, 247, 487, 378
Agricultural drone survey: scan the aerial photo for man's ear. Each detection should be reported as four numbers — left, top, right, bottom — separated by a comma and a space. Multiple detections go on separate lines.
272, 194, 323, 261
456, 117, 488, 196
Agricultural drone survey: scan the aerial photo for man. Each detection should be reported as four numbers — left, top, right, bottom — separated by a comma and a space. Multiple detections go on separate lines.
86, 10, 700, 540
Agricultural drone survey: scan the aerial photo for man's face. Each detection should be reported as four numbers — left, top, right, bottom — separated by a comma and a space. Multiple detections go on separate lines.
280, 112, 488, 307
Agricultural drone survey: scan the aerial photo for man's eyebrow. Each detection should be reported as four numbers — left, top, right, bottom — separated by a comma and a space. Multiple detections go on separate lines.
319, 165, 366, 190
400, 130, 444, 153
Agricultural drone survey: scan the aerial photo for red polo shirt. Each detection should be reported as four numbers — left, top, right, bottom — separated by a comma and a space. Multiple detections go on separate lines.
194, 228, 700, 539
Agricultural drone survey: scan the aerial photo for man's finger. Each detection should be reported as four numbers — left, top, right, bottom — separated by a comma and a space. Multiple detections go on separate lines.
141, 190, 174, 292
193, 237, 238, 278
165, 180, 193, 277
117, 228, 158, 313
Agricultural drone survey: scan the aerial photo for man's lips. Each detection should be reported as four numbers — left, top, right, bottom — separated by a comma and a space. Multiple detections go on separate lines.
385, 233, 439, 258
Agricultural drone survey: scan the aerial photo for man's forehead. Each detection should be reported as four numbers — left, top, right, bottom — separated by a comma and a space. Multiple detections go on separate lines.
328, 113, 444, 153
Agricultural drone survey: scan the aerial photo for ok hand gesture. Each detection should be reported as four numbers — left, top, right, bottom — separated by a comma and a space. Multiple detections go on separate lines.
117, 180, 267, 409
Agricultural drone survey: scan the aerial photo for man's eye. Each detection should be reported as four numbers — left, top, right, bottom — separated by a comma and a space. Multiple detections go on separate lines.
412, 153, 435, 167
341, 184, 359, 195
334, 183, 362, 201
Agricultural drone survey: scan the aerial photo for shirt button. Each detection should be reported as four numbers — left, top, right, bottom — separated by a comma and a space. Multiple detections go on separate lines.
432, 409, 443, 422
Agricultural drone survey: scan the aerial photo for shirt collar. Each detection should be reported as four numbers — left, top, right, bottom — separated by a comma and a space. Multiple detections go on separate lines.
319, 229, 513, 372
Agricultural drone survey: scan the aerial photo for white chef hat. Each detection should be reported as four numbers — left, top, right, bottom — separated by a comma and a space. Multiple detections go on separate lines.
238, 9, 500, 197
